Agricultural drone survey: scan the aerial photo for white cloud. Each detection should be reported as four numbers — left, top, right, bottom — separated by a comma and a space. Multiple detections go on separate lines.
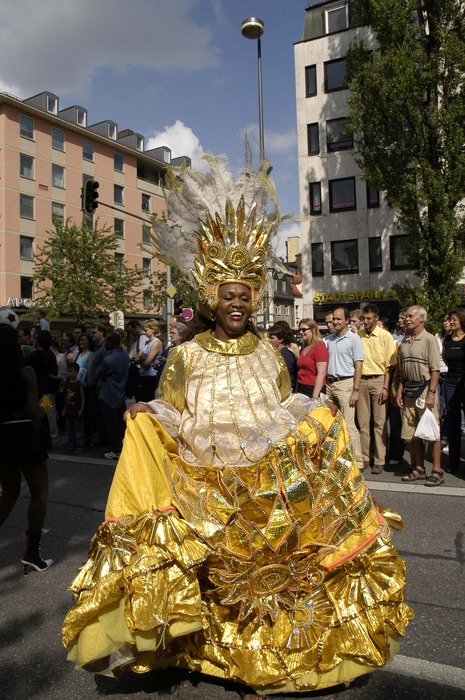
243, 123, 297, 157
146, 120, 208, 170
265, 128, 297, 154
0, 0, 218, 98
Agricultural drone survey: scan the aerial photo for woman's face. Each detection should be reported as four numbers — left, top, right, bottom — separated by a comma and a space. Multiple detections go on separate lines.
449, 314, 460, 332
214, 283, 252, 340
443, 316, 451, 332
171, 328, 181, 345
79, 335, 89, 350
144, 326, 154, 339
299, 324, 313, 346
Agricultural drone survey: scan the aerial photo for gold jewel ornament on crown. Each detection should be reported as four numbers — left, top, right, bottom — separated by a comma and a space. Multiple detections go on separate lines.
145, 154, 285, 314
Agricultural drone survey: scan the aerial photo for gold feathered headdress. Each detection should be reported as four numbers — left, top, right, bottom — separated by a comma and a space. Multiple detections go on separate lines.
147, 154, 281, 312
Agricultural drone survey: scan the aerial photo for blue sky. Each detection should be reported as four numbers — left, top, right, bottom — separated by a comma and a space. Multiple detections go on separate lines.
0, 0, 307, 253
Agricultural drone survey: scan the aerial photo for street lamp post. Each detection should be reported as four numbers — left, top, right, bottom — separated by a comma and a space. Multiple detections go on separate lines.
241, 17, 265, 162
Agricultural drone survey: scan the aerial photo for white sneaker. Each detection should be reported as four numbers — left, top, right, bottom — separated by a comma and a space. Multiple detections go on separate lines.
442, 445, 449, 454
104, 451, 120, 460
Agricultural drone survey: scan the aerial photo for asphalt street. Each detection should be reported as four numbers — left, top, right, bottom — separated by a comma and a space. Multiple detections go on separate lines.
0, 443, 464, 700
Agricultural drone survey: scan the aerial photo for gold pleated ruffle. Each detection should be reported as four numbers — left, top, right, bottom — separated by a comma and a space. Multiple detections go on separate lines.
63, 407, 413, 694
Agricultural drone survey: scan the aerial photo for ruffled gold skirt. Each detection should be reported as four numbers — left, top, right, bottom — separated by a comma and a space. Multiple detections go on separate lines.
63, 408, 413, 695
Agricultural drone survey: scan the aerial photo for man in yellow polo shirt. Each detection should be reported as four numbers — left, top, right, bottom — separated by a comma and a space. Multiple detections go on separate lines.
357, 304, 397, 474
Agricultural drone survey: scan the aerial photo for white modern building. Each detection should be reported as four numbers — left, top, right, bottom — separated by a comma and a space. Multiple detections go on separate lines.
294, 0, 416, 324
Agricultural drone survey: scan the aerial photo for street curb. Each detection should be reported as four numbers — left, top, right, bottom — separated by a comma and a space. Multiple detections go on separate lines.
381, 654, 465, 690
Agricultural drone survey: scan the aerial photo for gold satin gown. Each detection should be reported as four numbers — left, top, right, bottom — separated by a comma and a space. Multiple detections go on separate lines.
63, 331, 413, 695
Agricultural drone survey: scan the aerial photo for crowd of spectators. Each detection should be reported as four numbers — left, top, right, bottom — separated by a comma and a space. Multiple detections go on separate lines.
4, 303, 463, 485
267, 303, 465, 487
7, 315, 189, 463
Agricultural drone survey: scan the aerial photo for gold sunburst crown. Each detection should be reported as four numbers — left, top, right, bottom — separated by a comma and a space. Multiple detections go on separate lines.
192, 196, 273, 312
146, 155, 284, 312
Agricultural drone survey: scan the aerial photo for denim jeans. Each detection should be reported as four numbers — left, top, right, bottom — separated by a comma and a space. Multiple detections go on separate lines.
65, 415, 85, 450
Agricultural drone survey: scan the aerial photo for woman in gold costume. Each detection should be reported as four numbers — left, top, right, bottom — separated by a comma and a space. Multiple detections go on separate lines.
62, 158, 412, 698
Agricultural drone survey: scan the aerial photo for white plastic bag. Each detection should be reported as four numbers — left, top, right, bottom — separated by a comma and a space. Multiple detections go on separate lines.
414, 407, 440, 442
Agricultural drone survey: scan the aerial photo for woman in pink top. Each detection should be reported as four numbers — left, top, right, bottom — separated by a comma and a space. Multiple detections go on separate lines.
297, 318, 328, 398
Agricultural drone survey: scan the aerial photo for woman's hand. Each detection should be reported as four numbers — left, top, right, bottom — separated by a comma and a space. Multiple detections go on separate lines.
125, 402, 155, 420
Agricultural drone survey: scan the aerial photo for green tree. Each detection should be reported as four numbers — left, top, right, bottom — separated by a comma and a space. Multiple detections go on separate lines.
33, 217, 145, 323
346, 0, 465, 330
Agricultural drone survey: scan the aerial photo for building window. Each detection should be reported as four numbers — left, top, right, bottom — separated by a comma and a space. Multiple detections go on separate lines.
390, 235, 412, 270
20, 194, 34, 220
305, 64, 317, 97
20, 235, 34, 260
114, 185, 124, 205
307, 123, 320, 155
367, 185, 380, 208
326, 117, 353, 152
331, 239, 359, 274
114, 152, 123, 172
311, 242, 324, 276
114, 218, 124, 239
83, 139, 94, 161
275, 305, 281, 316
310, 182, 322, 215
47, 94, 58, 114
329, 177, 356, 212
20, 154, 34, 180
324, 58, 347, 92
143, 257, 151, 276
325, 5, 349, 34
20, 114, 34, 140
115, 253, 124, 273
369, 237, 382, 272
142, 225, 151, 244
77, 109, 86, 127
52, 164, 65, 188
52, 127, 65, 151
284, 306, 290, 316
136, 135, 143, 151
143, 289, 152, 309
52, 202, 64, 222
141, 194, 151, 213
21, 276, 33, 298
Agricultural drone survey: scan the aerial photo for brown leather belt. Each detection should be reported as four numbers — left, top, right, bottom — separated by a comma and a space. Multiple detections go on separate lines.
326, 376, 353, 384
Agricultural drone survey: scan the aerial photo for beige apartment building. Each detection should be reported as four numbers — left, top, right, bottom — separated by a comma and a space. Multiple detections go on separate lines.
294, 0, 417, 324
0, 90, 187, 318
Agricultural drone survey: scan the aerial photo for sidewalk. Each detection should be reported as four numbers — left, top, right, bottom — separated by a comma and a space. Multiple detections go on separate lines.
48, 434, 465, 492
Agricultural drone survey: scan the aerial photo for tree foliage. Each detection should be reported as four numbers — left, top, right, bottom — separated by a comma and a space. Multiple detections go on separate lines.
346, 0, 465, 330
33, 217, 145, 323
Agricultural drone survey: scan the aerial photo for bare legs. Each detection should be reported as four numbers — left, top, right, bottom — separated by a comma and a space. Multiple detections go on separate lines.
0, 461, 48, 531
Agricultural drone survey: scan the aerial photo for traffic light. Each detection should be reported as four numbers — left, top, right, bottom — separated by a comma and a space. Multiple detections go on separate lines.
174, 298, 184, 316
82, 177, 99, 215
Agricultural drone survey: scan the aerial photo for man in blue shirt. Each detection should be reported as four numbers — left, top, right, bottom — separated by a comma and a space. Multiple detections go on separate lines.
326, 307, 365, 471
